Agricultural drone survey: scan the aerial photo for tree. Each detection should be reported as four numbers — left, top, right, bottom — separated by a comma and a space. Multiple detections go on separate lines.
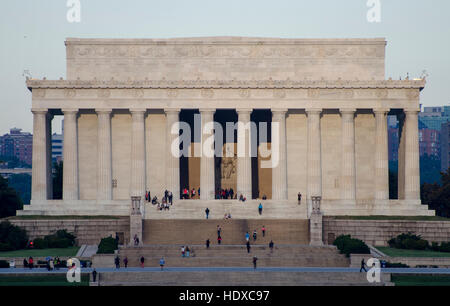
7, 174, 31, 204
421, 168, 450, 218
0, 176, 23, 218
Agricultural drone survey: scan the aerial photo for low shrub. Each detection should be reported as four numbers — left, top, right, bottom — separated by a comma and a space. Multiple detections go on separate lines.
333, 235, 370, 257
0, 242, 14, 252
0, 260, 10, 268
388, 232, 429, 250
32, 238, 48, 249
32, 229, 77, 249
0, 221, 28, 251
97, 236, 118, 254
385, 262, 409, 268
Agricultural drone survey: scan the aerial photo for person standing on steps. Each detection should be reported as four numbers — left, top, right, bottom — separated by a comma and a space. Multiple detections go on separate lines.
245, 232, 250, 242
140, 256, 145, 268
205, 207, 210, 219
253, 230, 257, 242
298, 192, 302, 205
160, 257, 165, 271
258, 203, 263, 215
114, 256, 120, 269
269, 240, 274, 253
261, 226, 266, 237
92, 269, 97, 282
246, 241, 251, 253
206, 239, 210, 249
360, 258, 367, 272
217, 225, 222, 237
123, 257, 128, 268
217, 236, 222, 245
168, 191, 173, 205
253, 256, 258, 269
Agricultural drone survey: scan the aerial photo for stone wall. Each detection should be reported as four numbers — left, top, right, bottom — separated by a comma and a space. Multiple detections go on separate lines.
323, 218, 450, 246
9, 218, 130, 246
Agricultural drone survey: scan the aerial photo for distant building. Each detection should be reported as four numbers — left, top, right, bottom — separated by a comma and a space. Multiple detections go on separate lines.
0, 128, 33, 166
388, 127, 399, 161
419, 128, 440, 157
441, 122, 450, 172
419, 106, 450, 130
51, 133, 63, 163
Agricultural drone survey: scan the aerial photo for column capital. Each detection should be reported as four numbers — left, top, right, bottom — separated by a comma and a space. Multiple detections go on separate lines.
130, 108, 147, 114
199, 108, 216, 114
306, 108, 322, 115
374, 108, 390, 114
404, 108, 420, 115
31, 108, 48, 115
164, 108, 181, 114
272, 108, 288, 114
236, 108, 253, 114
339, 108, 356, 114
95, 108, 113, 114
62, 108, 78, 114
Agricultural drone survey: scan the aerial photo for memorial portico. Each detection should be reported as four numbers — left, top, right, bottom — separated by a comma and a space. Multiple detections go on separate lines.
20, 37, 434, 217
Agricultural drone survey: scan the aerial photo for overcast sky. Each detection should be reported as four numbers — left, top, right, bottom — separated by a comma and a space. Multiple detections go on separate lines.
1, 0, 449, 135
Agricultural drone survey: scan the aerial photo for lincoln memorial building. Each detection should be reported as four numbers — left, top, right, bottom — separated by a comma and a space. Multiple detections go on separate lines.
19, 37, 434, 218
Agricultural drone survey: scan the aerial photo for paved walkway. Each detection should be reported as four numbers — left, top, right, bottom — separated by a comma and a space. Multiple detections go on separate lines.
1, 267, 450, 274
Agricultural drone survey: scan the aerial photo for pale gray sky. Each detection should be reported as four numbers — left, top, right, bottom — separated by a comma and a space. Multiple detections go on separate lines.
1, 0, 449, 135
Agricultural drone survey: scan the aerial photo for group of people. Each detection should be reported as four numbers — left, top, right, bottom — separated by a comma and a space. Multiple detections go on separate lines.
114, 256, 129, 269
21, 256, 63, 270
182, 187, 200, 199
180, 245, 195, 257
216, 188, 235, 199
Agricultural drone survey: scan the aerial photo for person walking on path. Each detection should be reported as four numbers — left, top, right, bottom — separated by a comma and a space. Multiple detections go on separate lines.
245, 232, 250, 242
253, 256, 258, 269
360, 258, 367, 272
269, 240, 274, 253
246, 241, 251, 253
253, 230, 257, 242
206, 239, 210, 249
261, 226, 266, 237
92, 269, 97, 282
258, 203, 263, 215
160, 257, 165, 270
123, 257, 128, 268
140, 256, 145, 268
114, 256, 120, 269
205, 208, 210, 219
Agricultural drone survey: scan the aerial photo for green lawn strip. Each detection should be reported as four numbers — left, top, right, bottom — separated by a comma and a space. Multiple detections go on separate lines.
392, 274, 450, 286
0, 274, 89, 286
329, 215, 450, 221
376, 246, 450, 258
0, 246, 79, 258
4, 215, 121, 220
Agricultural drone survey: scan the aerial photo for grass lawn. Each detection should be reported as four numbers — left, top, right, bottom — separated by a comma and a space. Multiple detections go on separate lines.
392, 274, 450, 286
5, 215, 121, 220
0, 246, 79, 258
0, 274, 89, 286
377, 246, 450, 258
330, 215, 450, 221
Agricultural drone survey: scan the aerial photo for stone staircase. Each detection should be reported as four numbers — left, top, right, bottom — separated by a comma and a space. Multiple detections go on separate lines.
143, 199, 307, 219
117, 244, 350, 268
97, 270, 391, 286
142, 219, 309, 245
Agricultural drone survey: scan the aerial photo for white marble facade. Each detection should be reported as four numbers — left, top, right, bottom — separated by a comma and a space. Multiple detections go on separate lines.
20, 37, 434, 217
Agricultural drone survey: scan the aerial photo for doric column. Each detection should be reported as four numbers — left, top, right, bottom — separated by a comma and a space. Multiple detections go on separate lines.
62, 109, 79, 200
397, 113, 406, 199
306, 109, 322, 215
236, 108, 253, 200
31, 109, 49, 201
200, 109, 215, 200
271, 109, 288, 200
165, 109, 180, 200
404, 108, 421, 200
374, 109, 390, 200
130, 109, 146, 198
340, 109, 356, 200
96, 109, 112, 201
46, 113, 53, 200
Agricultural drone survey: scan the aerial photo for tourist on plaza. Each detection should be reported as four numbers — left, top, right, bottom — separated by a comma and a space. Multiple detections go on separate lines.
205, 207, 210, 219
269, 240, 274, 253
115, 256, 120, 269
23, 258, 28, 268
261, 226, 266, 237
253, 230, 257, 241
181, 246, 185, 257
168, 191, 173, 205
245, 232, 250, 242
160, 257, 165, 270
246, 241, 251, 253
258, 203, 263, 215
123, 257, 128, 268
198, 187, 200, 197
28, 257, 33, 269
140, 256, 145, 268
191, 188, 196, 198
92, 269, 97, 282
360, 258, 367, 272
253, 256, 258, 269
298, 193, 302, 205
262, 195, 267, 200
206, 239, 210, 249
217, 236, 222, 245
